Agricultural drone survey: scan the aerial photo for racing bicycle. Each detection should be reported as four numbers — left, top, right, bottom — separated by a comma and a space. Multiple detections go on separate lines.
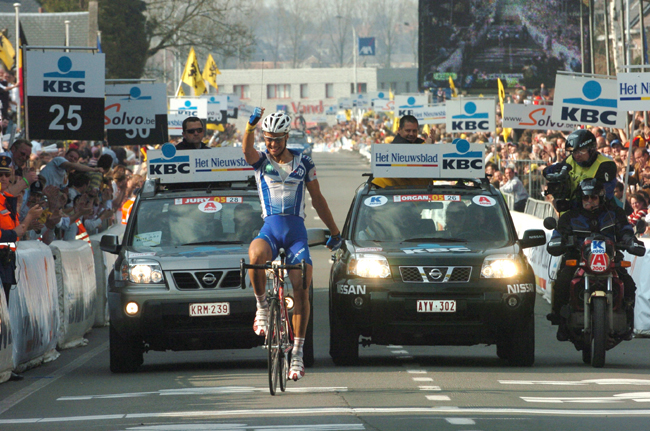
241, 249, 306, 395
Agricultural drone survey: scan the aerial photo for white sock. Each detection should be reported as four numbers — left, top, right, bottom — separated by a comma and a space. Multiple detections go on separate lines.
255, 294, 268, 309
292, 337, 304, 358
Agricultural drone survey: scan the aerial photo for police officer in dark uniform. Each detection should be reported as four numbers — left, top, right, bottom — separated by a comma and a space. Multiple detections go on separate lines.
0, 155, 42, 304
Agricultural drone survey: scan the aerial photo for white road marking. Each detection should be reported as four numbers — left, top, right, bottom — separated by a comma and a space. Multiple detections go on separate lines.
10, 407, 650, 424
419, 386, 441, 391
127, 425, 365, 431
391, 350, 409, 354
426, 395, 451, 401
500, 379, 650, 386
413, 377, 434, 382
522, 392, 650, 404
407, 370, 427, 374
446, 418, 476, 425
58, 387, 348, 401
387, 345, 403, 348
0, 342, 108, 415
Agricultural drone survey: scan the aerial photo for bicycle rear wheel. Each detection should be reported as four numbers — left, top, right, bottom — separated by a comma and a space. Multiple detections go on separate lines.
279, 313, 290, 392
267, 298, 281, 395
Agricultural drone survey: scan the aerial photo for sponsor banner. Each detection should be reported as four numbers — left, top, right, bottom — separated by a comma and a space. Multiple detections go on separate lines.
393, 194, 460, 202
395, 95, 430, 116
200, 95, 228, 124
372, 98, 394, 112
105, 83, 166, 129
26, 52, 105, 140
502, 104, 574, 131
351, 93, 371, 109
107, 114, 168, 147
445, 98, 496, 133
167, 113, 187, 136
551, 74, 625, 128
401, 103, 446, 125
147, 143, 253, 183
372, 140, 484, 179
338, 97, 353, 109
175, 196, 243, 205
617, 72, 650, 111
169, 97, 208, 118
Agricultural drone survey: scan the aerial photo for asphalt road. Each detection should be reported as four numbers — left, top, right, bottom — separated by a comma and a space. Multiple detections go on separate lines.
2, 151, 650, 431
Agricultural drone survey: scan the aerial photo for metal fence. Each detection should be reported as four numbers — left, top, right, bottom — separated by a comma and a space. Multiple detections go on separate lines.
501, 159, 547, 200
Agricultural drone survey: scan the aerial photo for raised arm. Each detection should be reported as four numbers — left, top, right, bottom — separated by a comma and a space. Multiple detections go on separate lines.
243, 107, 264, 166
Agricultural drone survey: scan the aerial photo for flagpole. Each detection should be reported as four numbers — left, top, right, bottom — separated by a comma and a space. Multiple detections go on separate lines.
353, 26, 357, 94
14, 2, 20, 132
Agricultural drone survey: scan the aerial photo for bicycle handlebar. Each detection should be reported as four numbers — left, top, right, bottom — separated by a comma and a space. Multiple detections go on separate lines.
240, 258, 309, 290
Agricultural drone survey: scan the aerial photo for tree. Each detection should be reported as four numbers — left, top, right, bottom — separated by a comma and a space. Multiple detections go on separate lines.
98, 0, 148, 78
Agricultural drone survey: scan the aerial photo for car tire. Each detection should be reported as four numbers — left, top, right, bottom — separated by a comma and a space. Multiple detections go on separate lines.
507, 312, 535, 367
109, 325, 143, 373
329, 318, 359, 366
496, 339, 511, 360
303, 282, 315, 368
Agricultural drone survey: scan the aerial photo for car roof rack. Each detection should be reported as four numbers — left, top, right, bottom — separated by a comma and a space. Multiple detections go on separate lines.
363, 174, 493, 193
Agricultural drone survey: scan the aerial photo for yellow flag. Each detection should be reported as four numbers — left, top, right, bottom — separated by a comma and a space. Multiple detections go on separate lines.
393, 116, 400, 133
0, 34, 15, 70
202, 54, 221, 90
176, 85, 185, 97
389, 87, 394, 101
498, 78, 512, 141
449, 76, 457, 97
181, 47, 206, 95
422, 123, 431, 137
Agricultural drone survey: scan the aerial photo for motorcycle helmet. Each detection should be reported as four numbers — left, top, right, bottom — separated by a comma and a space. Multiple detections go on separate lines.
578, 178, 605, 211
566, 129, 598, 167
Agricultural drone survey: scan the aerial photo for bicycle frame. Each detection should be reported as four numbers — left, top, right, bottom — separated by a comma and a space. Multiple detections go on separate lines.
241, 250, 306, 395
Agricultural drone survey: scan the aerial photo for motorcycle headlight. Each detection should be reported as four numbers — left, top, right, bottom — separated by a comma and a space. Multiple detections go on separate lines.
121, 259, 164, 284
348, 253, 391, 278
480, 254, 520, 278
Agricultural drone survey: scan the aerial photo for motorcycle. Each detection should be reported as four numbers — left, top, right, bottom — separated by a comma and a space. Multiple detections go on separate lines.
544, 217, 646, 368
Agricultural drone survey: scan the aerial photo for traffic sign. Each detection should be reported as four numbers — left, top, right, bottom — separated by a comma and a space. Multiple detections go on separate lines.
26, 51, 105, 140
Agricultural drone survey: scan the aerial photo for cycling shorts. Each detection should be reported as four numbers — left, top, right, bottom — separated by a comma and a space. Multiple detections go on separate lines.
256, 215, 312, 266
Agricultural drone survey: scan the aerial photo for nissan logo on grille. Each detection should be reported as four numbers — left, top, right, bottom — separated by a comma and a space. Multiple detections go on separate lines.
429, 269, 443, 280
202, 273, 217, 285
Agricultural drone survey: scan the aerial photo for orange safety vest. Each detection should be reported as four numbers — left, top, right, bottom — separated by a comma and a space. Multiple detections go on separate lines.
0, 192, 19, 251
74, 218, 92, 247
121, 197, 135, 225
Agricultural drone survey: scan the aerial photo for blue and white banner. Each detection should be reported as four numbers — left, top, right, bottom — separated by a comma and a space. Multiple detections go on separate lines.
358, 37, 376, 56
372, 140, 484, 179
617, 72, 650, 112
445, 98, 496, 133
551, 74, 625, 129
169, 97, 208, 118
502, 104, 573, 131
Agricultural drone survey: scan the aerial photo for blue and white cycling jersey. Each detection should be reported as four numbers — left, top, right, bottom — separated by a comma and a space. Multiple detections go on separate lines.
251, 149, 317, 219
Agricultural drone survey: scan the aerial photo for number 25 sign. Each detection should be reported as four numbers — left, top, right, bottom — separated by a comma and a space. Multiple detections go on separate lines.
26, 51, 105, 140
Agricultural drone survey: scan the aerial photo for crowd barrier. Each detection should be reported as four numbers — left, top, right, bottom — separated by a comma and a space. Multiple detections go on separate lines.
524, 197, 556, 220
0, 224, 125, 383
50, 241, 97, 350
90, 223, 125, 327
511, 211, 650, 336
1, 242, 60, 380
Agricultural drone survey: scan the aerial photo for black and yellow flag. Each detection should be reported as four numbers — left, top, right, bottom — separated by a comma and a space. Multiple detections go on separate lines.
498, 78, 512, 141
448, 76, 457, 97
181, 47, 206, 95
202, 54, 221, 90
0, 34, 15, 70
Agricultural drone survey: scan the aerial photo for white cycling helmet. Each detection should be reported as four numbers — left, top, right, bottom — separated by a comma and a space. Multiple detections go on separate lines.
262, 111, 292, 134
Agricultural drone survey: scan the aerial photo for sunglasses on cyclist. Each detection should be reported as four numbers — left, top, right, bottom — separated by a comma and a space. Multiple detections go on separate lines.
185, 128, 203, 134
264, 135, 286, 142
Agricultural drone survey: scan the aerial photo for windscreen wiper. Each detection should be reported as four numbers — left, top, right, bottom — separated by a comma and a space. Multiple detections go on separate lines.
181, 240, 243, 246
402, 237, 468, 243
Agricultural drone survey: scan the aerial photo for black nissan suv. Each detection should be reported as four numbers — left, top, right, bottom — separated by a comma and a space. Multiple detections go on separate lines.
328, 177, 546, 366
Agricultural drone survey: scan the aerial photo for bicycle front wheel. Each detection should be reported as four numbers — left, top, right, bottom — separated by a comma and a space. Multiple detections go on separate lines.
267, 299, 281, 395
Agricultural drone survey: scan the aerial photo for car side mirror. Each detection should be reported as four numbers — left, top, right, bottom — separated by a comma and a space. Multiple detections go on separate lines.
100, 234, 121, 254
519, 229, 546, 249
307, 228, 330, 247
635, 219, 647, 236
543, 217, 557, 230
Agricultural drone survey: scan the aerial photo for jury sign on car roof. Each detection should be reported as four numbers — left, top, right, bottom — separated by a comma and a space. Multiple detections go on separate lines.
372, 139, 484, 179
147, 143, 253, 183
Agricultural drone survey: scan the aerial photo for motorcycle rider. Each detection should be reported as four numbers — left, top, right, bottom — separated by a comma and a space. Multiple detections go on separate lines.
543, 129, 617, 212
547, 178, 645, 340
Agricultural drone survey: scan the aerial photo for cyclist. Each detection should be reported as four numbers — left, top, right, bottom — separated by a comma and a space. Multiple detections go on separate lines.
242, 108, 342, 381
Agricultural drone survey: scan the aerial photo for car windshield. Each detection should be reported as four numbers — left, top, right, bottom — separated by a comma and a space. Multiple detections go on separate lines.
353, 193, 511, 247
129, 195, 263, 248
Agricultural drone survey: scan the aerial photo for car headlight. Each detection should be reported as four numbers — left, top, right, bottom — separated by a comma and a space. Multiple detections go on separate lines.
480, 254, 520, 278
121, 259, 164, 284
348, 253, 391, 278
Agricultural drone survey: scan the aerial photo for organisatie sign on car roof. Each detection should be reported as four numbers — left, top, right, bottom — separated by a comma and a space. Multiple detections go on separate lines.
372, 140, 484, 179
147, 143, 253, 183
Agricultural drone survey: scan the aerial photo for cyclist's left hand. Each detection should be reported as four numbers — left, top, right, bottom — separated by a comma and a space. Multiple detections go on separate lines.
326, 233, 343, 251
